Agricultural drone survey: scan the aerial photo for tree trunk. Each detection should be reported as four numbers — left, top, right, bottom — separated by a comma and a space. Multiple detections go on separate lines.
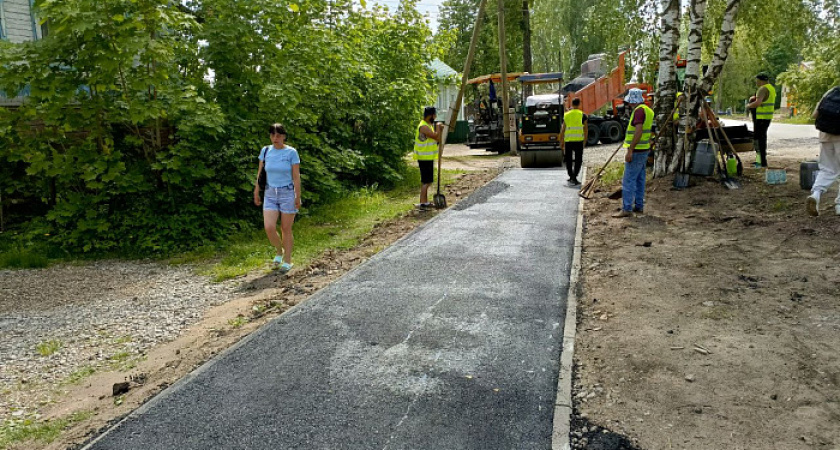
522, 0, 533, 98
652, 0, 681, 178
699, 0, 742, 94
654, 0, 742, 177
673, 0, 707, 176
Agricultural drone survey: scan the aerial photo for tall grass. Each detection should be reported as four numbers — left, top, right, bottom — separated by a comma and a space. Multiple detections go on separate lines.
178, 168, 465, 281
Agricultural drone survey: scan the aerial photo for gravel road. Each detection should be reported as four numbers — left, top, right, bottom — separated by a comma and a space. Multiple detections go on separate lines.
0, 262, 236, 421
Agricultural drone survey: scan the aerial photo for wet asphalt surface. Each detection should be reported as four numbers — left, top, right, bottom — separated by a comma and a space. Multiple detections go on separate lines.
85, 169, 579, 450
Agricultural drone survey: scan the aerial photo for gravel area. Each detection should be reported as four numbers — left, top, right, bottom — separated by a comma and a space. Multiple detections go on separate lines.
0, 261, 236, 422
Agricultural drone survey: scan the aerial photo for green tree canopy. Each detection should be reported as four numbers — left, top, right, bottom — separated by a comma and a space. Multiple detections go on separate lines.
0, 0, 435, 253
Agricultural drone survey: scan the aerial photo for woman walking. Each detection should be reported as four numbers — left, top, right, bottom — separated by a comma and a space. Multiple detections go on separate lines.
254, 124, 301, 273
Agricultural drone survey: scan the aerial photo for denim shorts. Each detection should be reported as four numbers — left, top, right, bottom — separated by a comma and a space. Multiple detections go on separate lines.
263, 185, 298, 214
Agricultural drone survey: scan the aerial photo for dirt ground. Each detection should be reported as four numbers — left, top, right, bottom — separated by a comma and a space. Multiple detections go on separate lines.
5, 169, 500, 450
438, 143, 521, 172
573, 156, 840, 449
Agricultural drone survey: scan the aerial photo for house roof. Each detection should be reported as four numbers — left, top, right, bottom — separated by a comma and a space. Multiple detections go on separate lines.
427, 59, 459, 80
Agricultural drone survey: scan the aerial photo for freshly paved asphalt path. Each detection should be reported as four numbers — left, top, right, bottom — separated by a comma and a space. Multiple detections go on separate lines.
86, 169, 579, 450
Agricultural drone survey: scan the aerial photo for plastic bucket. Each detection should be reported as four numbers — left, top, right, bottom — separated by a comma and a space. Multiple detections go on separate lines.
673, 172, 690, 189
800, 161, 819, 190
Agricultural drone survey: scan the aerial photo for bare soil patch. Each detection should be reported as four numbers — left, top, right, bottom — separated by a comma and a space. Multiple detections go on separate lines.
2, 170, 500, 450
440, 144, 521, 171
574, 158, 840, 449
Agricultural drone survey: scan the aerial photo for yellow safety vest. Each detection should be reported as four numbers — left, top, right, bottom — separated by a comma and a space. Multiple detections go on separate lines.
563, 109, 585, 142
624, 104, 654, 150
755, 84, 776, 121
413, 120, 438, 161
674, 92, 683, 121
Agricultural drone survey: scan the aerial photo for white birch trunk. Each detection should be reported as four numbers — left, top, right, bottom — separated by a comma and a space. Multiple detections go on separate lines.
652, 0, 681, 178
670, 0, 708, 176
684, 0, 706, 93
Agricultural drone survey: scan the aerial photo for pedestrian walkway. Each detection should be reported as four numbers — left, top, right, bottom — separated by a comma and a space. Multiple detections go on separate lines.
85, 169, 579, 450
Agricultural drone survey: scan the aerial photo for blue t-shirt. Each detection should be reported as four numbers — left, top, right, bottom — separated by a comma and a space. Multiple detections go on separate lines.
259, 145, 300, 188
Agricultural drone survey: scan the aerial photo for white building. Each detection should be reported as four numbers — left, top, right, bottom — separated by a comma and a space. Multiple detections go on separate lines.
427, 59, 465, 123
0, 0, 43, 105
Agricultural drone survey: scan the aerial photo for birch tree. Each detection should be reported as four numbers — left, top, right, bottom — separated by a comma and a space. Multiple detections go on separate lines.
653, 0, 742, 177
652, 0, 681, 177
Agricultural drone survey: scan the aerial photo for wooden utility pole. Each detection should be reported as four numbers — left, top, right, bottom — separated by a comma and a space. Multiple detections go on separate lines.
522, 0, 533, 98
497, 0, 517, 155
441, 0, 489, 152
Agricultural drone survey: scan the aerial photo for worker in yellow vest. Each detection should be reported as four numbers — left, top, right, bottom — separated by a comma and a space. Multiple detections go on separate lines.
413, 107, 444, 209
746, 73, 776, 167
673, 92, 683, 122
560, 98, 588, 186
614, 88, 654, 218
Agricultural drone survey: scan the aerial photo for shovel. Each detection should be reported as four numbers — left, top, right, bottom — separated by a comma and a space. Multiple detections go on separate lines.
433, 124, 449, 209
700, 104, 739, 190
703, 102, 743, 176
673, 126, 690, 189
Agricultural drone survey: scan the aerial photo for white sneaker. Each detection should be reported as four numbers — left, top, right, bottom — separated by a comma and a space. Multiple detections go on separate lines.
807, 196, 819, 217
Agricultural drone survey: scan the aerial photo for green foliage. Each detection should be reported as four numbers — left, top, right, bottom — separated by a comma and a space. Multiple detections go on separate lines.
0, 247, 49, 269
194, 167, 463, 282
702, 0, 825, 111
531, 0, 657, 81
0, 411, 93, 448
599, 161, 625, 186
0, 0, 433, 256
63, 366, 97, 385
779, 27, 840, 112
36, 340, 62, 356
228, 315, 249, 328
437, 0, 525, 77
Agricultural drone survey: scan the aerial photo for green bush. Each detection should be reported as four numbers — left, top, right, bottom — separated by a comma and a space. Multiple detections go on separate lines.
0, 0, 435, 256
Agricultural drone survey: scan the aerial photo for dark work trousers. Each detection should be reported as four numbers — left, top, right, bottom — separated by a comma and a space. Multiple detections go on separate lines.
565, 141, 584, 181
754, 119, 771, 167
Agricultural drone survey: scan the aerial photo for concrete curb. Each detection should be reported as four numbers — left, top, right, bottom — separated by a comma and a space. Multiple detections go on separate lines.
552, 167, 586, 450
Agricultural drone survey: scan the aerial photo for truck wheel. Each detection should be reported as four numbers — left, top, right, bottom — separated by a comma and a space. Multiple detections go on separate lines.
586, 123, 601, 146
599, 121, 622, 144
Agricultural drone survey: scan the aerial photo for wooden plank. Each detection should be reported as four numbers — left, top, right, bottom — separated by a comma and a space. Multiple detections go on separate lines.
3, 0, 31, 14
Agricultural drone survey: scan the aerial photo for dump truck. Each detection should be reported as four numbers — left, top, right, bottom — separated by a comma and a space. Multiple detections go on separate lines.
560, 52, 656, 146
517, 72, 565, 168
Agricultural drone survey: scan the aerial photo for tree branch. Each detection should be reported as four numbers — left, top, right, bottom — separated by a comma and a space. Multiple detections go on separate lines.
699, 0, 742, 94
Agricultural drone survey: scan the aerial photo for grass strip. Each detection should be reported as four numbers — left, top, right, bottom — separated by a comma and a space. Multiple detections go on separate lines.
178, 167, 465, 281
0, 411, 93, 448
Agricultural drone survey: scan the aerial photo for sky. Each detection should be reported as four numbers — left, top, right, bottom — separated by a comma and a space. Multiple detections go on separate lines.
369, 0, 446, 31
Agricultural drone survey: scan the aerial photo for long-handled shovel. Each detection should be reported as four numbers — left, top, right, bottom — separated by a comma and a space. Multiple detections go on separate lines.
700, 104, 739, 190
703, 102, 743, 176
432, 0, 488, 210
433, 126, 449, 209
673, 128, 690, 189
